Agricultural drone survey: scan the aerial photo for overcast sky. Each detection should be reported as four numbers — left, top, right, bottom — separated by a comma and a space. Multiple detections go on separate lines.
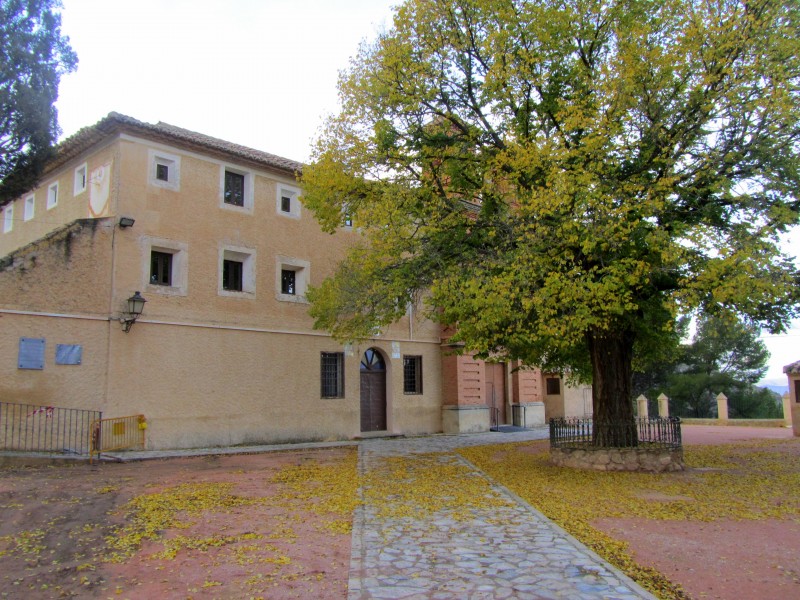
53, 0, 798, 383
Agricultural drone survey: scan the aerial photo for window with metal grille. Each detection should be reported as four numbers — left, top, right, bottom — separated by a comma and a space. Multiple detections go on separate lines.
156, 163, 169, 181
150, 251, 172, 286
403, 355, 423, 394
223, 259, 243, 291
546, 377, 561, 395
224, 170, 245, 206
321, 352, 344, 398
281, 269, 296, 295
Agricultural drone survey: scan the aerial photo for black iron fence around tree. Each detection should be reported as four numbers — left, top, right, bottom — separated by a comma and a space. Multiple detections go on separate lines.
549, 416, 682, 450
0, 401, 102, 455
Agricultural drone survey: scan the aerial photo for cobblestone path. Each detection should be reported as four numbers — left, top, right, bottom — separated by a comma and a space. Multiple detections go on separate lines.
348, 431, 656, 600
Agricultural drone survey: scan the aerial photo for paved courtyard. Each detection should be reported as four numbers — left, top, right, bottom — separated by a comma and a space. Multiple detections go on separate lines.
349, 431, 656, 599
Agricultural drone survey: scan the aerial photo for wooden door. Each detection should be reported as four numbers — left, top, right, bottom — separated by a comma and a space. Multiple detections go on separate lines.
486, 362, 506, 425
360, 349, 387, 432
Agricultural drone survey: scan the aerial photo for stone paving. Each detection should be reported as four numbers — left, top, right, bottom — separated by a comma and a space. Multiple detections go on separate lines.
349, 431, 657, 600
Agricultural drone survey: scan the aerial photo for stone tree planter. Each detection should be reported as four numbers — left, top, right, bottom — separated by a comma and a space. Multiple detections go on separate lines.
549, 417, 684, 473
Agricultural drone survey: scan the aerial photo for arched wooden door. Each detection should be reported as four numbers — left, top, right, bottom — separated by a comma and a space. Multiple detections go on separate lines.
360, 348, 387, 432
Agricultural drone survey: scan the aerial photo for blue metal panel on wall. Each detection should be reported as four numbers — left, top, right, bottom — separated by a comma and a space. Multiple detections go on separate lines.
18, 338, 45, 370
55, 344, 83, 365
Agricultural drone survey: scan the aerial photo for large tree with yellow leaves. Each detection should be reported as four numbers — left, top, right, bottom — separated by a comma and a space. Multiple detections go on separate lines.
302, 0, 800, 446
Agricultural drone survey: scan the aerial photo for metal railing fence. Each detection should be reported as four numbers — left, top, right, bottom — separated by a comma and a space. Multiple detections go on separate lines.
0, 401, 102, 455
549, 416, 682, 450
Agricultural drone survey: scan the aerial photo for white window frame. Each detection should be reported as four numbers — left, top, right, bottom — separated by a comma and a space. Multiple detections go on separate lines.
142, 237, 189, 297
219, 245, 256, 297
148, 150, 181, 191
46, 182, 58, 210
276, 183, 301, 219
275, 255, 310, 303
220, 166, 254, 213
24, 195, 35, 221
2, 203, 13, 233
74, 163, 87, 195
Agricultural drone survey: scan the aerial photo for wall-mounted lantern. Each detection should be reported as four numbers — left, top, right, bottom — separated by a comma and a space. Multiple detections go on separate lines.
118, 217, 136, 228
121, 291, 147, 333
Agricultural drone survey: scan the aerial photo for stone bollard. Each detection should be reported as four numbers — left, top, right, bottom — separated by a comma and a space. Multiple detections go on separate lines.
636, 395, 649, 419
716, 393, 729, 421
658, 393, 669, 418
783, 393, 792, 428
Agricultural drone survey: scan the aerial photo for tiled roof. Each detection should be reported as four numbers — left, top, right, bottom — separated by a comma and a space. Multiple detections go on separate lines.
47, 112, 304, 178
784, 360, 800, 374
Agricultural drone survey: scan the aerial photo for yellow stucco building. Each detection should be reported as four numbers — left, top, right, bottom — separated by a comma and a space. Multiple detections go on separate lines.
0, 114, 582, 450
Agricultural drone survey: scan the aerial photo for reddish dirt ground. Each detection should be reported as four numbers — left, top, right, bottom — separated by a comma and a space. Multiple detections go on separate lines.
1, 426, 798, 600
0, 449, 354, 599
593, 425, 800, 600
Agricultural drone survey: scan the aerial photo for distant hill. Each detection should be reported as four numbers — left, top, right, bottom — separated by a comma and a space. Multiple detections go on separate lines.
759, 378, 789, 396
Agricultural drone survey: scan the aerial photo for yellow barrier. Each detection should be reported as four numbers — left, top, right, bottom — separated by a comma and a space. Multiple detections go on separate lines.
90, 415, 146, 462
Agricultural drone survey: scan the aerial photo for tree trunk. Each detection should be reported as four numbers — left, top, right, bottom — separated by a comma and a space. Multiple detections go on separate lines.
587, 327, 637, 447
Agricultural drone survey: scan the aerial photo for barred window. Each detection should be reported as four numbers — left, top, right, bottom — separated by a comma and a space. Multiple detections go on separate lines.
321, 352, 344, 398
403, 355, 423, 394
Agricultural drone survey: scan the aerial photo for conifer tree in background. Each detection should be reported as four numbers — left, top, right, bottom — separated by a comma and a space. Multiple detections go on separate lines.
0, 0, 77, 203
638, 314, 782, 418
302, 0, 800, 447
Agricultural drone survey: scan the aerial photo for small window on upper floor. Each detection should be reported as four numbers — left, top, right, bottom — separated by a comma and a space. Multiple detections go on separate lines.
47, 182, 58, 210
74, 164, 87, 195
220, 246, 255, 296
224, 170, 245, 206
220, 166, 253, 212
276, 256, 309, 302
276, 183, 301, 219
223, 259, 243, 291
150, 251, 173, 286
24, 195, 35, 221
2, 203, 13, 233
281, 269, 296, 295
149, 150, 181, 191
144, 238, 188, 296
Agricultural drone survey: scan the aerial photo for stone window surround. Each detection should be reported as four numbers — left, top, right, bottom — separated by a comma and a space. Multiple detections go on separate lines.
142, 237, 189, 297
24, 194, 35, 221
74, 163, 88, 196
47, 182, 59, 210
219, 244, 256, 297
2, 202, 13, 233
220, 165, 254, 213
148, 149, 181, 191
276, 182, 301, 219
275, 255, 309, 303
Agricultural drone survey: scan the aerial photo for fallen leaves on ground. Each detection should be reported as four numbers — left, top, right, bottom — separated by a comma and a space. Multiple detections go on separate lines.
0, 449, 359, 598
363, 453, 513, 522
458, 439, 800, 600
